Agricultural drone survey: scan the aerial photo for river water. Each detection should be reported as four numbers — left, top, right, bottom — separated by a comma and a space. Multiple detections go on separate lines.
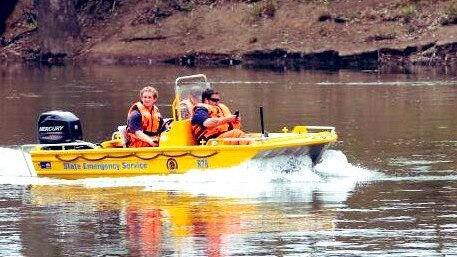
0, 63, 456, 257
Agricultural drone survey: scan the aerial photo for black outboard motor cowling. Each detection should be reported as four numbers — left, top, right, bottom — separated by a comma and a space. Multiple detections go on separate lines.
37, 110, 83, 144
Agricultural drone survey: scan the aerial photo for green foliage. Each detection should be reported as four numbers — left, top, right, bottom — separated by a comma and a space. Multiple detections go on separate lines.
248, 0, 277, 21
400, 4, 417, 17
249, 4, 264, 20
395, 0, 420, 5
445, 0, 457, 16
440, 0, 457, 25
322, 0, 333, 5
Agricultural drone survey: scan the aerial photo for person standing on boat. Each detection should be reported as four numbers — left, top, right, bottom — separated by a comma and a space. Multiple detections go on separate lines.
126, 86, 164, 147
191, 88, 248, 145
179, 85, 204, 120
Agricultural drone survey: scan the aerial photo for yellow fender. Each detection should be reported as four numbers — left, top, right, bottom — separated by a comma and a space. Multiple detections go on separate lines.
292, 126, 308, 134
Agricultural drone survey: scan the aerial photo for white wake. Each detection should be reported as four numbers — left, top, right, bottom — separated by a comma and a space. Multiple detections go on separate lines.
0, 147, 379, 201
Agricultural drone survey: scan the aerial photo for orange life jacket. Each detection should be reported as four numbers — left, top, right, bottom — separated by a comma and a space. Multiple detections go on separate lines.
126, 101, 161, 147
192, 103, 240, 144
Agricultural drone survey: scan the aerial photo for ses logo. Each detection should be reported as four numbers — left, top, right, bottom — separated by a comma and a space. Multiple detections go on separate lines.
39, 162, 51, 169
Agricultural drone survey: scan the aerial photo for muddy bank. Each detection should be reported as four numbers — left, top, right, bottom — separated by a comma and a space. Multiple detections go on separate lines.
76, 40, 457, 73
2, 0, 457, 72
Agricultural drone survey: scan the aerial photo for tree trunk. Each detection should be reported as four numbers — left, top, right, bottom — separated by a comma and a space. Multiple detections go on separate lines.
34, 0, 81, 59
0, 0, 19, 36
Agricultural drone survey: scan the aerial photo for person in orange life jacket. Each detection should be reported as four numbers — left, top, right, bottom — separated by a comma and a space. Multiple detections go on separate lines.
126, 86, 164, 147
179, 85, 204, 119
191, 88, 248, 145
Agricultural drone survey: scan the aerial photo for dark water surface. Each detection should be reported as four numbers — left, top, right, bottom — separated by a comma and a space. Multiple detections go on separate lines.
1, 63, 456, 256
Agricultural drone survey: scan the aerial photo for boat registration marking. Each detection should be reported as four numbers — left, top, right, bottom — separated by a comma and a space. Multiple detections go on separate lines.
197, 159, 208, 169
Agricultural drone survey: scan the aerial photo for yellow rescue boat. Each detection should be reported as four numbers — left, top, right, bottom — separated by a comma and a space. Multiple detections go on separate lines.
26, 74, 337, 179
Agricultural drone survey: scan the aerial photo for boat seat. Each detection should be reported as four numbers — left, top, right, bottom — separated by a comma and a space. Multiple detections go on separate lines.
117, 125, 128, 147
100, 125, 127, 148
159, 120, 196, 146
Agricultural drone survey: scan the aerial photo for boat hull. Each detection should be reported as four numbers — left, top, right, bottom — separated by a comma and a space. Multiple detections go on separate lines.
32, 146, 259, 179
29, 130, 336, 179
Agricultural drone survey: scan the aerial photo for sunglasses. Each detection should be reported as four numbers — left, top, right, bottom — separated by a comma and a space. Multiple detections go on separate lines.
209, 97, 220, 102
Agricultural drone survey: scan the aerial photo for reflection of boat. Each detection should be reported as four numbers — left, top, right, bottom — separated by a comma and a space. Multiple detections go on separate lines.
25, 185, 253, 256
26, 185, 336, 246
26, 74, 337, 179
24, 185, 336, 256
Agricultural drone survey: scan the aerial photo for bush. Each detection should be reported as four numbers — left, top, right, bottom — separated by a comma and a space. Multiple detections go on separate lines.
400, 4, 417, 17
441, 0, 457, 25
249, 0, 277, 20
322, 0, 333, 5
263, 0, 277, 18
445, 0, 457, 17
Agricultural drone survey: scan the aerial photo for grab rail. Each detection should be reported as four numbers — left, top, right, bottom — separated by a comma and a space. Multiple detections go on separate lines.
21, 141, 99, 151
175, 74, 207, 87
305, 126, 336, 133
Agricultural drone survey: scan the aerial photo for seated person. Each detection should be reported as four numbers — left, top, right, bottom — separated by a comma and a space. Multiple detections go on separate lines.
126, 86, 164, 147
191, 88, 249, 145
179, 85, 204, 120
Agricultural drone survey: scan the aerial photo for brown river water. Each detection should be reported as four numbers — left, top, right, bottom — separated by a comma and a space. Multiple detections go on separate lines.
0, 63, 456, 256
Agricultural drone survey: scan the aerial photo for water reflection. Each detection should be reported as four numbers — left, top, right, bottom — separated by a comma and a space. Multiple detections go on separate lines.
0, 175, 450, 257
23, 185, 338, 256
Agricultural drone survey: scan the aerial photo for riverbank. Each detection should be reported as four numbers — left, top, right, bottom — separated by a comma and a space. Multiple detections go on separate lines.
2, 0, 457, 71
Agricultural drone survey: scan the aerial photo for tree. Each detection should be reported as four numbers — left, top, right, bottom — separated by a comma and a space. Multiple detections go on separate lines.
34, 0, 81, 60
0, 0, 18, 36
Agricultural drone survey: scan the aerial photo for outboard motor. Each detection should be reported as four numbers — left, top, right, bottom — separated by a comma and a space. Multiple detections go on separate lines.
37, 110, 83, 144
